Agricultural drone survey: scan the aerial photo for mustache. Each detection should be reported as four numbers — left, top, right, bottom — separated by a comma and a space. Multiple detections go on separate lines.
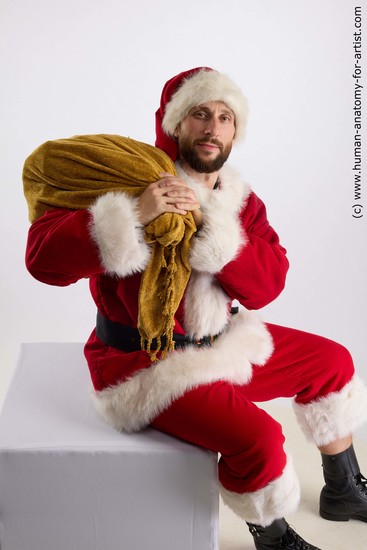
194, 137, 223, 148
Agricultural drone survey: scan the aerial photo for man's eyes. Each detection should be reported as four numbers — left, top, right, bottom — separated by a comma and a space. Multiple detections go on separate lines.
193, 111, 208, 118
193, 111, 232, 122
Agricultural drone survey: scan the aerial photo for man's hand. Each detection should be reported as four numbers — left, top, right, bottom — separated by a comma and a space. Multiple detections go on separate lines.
137, 173, 202, 226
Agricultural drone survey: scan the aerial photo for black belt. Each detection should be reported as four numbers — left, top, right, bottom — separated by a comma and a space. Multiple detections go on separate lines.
95, 308, 238, 353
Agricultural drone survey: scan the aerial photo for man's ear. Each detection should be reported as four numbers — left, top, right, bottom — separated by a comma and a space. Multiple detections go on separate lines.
173, 124, 180, 139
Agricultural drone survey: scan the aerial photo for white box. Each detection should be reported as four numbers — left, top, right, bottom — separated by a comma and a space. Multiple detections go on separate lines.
0, 343, 219, 550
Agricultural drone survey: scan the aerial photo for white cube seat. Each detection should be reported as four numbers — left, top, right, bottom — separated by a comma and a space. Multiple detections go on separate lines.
0, 343, 219, 550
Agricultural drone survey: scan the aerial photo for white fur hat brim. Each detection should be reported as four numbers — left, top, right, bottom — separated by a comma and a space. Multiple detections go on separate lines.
162, 68, 249, 141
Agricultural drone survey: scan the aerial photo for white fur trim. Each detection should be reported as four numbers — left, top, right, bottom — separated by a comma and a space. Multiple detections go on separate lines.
293, 375, 367, 447
92, 309, 273, 433
162, 69, 249, 141
89, 192, 150, 277
183, 272, 230, 339
220, 454, 300, 527
176, 164, 251, 273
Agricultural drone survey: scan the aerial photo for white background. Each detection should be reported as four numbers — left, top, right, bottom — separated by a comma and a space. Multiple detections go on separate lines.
1, 0, 366, 438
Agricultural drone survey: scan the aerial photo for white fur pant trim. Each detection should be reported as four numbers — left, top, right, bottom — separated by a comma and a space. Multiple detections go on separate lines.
219, 454, 300, 527
293, 374, 367, 447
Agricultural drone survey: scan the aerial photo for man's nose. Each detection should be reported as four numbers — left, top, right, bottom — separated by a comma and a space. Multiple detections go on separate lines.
204, 119, 220, 137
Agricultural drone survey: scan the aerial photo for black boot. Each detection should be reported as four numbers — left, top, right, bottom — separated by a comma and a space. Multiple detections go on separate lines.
247, 518, 321, 549
320, 444, 367, 522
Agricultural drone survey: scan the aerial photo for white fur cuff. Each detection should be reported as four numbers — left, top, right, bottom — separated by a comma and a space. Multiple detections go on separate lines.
89, 192, 150, 277
180, 164, 250, 274
293, 375, 367, 447
189, 198, 245, 273
220, 454, 300, 527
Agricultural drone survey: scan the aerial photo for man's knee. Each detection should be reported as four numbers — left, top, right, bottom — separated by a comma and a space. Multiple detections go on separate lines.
219, 410, 287, 493
317, 338, 355, 391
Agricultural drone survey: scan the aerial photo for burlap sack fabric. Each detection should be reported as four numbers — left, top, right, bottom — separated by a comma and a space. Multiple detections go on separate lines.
23, 134, 197, 359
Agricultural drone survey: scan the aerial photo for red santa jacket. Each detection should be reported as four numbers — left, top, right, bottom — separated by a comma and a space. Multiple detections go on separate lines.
26, 163, 289, 432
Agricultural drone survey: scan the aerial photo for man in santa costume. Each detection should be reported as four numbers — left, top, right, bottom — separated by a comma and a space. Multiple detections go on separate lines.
25, 67, 367, 550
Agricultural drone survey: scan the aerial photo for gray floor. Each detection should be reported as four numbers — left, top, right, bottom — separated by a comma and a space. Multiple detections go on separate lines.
220, 403, 367, 550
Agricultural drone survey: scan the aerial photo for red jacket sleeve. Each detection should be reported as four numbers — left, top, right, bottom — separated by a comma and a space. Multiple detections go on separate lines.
215, 192, 289, 309
25, 208, 105, 286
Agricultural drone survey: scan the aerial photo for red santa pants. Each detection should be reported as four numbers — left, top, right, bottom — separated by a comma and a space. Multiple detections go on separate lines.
151, 323, 355, 495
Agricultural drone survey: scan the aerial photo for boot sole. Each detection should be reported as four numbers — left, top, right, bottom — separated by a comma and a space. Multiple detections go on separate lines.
320, 508, 367, 522
320, 509, 349, 522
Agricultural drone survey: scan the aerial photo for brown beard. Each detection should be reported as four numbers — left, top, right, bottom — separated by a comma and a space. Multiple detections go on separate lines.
178, 136, 232, 173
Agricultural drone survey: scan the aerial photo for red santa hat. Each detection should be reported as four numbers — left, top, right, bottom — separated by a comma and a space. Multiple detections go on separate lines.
155, 67, 249, 160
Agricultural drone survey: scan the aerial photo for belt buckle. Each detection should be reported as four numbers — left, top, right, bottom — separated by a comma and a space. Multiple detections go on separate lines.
194, 335, 215, 347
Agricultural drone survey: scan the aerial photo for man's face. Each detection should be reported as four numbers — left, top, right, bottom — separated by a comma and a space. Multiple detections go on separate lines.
174, 101, 236, 173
